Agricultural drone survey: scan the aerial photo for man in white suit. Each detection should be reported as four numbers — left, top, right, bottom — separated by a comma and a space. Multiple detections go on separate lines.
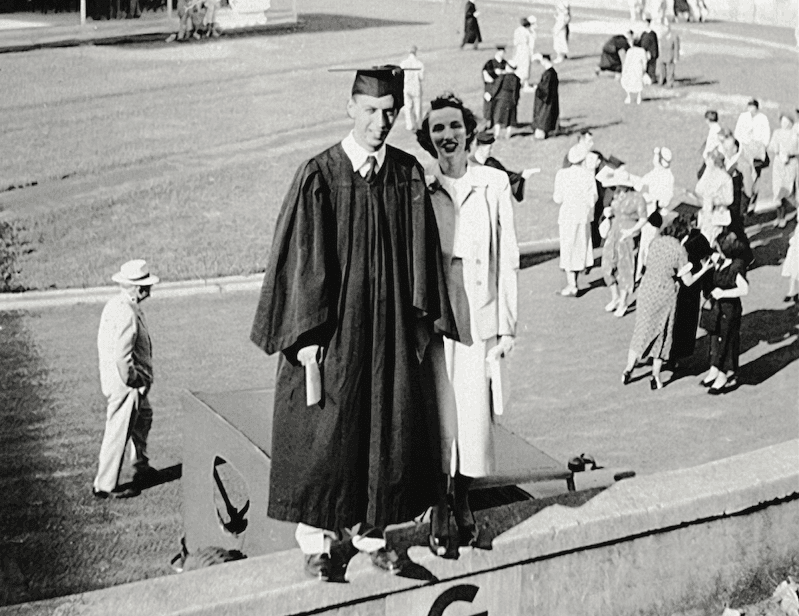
93, 259, 160, 499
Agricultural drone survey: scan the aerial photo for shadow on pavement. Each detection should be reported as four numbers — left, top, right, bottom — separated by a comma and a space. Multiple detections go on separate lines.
748, 217, 795, 271
670, 303, 799, 384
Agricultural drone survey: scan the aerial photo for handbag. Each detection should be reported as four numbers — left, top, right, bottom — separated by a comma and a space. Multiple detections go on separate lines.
699, 298, 719, 332
711, 207, 731, 227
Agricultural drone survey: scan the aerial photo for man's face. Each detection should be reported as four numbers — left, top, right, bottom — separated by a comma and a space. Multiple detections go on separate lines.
748, 104, 758, 117
721, 136, 736, 157
135, 285, 152, 303
474, 143, 492, 160
347, 94, 398, 152
582, 133, 594, 150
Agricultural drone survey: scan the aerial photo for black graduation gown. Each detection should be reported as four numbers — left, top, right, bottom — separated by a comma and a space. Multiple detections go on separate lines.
639, 30, 659, 82
251, 143, 457, 531
532, 67, 559, 134
491, 72, 520, 128
484, 156, 525, 202
462, 1, 482, 45
599, 35, 629, 72
482, 58, 506, 123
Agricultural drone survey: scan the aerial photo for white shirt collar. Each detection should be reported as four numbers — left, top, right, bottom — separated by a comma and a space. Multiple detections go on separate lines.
341, 132, 386, 177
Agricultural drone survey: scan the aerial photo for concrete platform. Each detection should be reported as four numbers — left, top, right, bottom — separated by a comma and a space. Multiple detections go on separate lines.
3, 440, 795, 616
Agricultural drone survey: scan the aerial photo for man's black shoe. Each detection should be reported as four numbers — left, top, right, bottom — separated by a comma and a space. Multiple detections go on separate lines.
92, 486, 141, 499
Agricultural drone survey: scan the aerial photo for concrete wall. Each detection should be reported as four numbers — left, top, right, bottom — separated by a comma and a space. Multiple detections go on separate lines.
3, 440, 797, 616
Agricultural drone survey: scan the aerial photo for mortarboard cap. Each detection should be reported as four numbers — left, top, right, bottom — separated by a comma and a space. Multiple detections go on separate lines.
331, 65, 405, 107
475, 130, 496, 145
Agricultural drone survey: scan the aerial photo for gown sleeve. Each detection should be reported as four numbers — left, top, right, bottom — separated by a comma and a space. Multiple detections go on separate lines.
250, 159, 333, 358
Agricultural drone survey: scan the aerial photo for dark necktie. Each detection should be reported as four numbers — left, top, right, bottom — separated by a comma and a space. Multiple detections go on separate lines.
364, 156, 377, 183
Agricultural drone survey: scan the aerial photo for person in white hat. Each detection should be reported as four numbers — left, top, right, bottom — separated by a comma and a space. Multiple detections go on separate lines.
635, 146, 675, 281
93, 259, 160, 499
553, 143, 598, 296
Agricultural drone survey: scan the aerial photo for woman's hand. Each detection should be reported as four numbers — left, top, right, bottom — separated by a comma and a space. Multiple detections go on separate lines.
487, 336, 515, 362
710, 288, 725, 300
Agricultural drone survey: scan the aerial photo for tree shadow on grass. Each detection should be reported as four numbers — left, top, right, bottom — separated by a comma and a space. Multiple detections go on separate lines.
0, 312, 67, 606
673, 76, 719, 88
556, 119, 623, 138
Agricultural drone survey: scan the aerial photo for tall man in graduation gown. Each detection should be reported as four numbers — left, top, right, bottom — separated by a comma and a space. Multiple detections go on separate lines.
250, 66, 457, 581
532, 54, 560, 140
639, 19, 659, 84
482, 46, 509, 127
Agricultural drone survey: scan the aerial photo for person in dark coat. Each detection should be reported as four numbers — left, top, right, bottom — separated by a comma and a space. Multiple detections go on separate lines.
462, 0, 482, 49
638, 19, 659, 84
532, 54, 559, 139
671, 216, 714, 364
699, 230, 751, 394
490, 69, 521, 139
250, 66, 457, 581
596, 31, 632, 75
470, 130, 540, 201
482, 46, 509, 127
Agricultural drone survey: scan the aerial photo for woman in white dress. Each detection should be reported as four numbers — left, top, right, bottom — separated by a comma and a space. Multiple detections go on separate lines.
512, 16, 537, 89
552, 0, 571, 63
694, 150, 733, 244
417, 92, 519, 554
620, 39, 648, 104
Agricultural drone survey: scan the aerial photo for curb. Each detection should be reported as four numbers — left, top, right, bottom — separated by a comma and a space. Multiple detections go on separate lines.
0, 240, 562, 311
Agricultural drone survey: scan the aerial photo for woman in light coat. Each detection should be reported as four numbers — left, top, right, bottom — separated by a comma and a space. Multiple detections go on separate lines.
767, 112, 799, 228
417, 92, 519, 554
553, 143, 598, 296
693, 150, 733, 244
512, 16, 537, 89
620, 39, 648, 104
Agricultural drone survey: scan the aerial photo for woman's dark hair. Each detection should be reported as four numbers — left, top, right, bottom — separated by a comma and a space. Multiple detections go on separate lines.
704, 109, 718, 122
521, 17, 530, 26
717, 229, 749, 260
416, 92, 478, 159
647, 210, 663, 228
661, 214, 691, 240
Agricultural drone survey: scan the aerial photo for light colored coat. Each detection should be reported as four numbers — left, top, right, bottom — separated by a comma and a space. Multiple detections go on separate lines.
97, 291, 153, 396
427, 164, 519, 341
426, 163, 519, 477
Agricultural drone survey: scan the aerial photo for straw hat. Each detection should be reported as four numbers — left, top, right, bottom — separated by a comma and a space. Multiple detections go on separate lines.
111, 259, 160, 286
567, 143, 588, 164
655, 146, 673, 168
603, 168, 635, 187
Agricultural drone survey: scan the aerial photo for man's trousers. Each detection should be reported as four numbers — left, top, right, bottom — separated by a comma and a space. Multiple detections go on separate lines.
94, 385, 152, 493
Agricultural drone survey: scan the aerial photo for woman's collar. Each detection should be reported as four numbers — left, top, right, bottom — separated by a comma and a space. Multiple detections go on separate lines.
425, 162, 488, 191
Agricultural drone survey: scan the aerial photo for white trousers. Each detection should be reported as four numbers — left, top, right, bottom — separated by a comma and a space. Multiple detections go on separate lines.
294, 523, 386, 555
93, 385, 152, 492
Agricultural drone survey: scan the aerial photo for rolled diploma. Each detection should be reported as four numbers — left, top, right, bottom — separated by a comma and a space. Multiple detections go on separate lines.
486, 355, 509, 416
304, 361, 322, 406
